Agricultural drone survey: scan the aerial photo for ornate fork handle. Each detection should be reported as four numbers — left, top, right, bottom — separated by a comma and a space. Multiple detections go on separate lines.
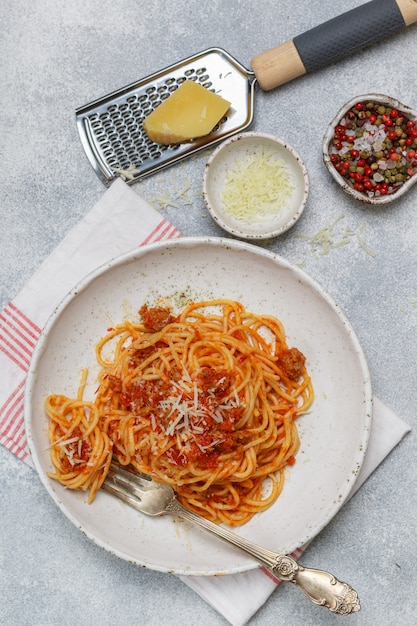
167, 498, 360, 615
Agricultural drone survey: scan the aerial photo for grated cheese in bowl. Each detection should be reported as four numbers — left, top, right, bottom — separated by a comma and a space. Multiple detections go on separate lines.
203, 132, 309, 240
221, 147, 294, 221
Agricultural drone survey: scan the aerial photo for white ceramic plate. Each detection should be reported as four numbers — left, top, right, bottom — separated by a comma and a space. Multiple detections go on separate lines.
25, 237, 372, 576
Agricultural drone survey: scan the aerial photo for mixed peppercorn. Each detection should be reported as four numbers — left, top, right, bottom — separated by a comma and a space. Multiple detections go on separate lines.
329, 100, 417, 198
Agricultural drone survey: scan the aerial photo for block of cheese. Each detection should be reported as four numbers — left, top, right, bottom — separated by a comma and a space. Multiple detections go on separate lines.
143, 80, 230, 144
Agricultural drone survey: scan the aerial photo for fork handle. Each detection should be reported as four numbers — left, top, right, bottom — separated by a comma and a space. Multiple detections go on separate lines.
167, 499, 360, 615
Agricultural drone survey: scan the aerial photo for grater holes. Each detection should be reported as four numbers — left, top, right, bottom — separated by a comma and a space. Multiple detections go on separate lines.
149, 145, 163, 158
85, 63, 222, 175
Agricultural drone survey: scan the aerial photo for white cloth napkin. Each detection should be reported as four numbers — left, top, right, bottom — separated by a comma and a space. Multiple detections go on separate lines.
0, 178, 410, 626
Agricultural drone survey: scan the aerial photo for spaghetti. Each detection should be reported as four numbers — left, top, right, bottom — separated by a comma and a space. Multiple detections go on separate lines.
46, 299, 313, 526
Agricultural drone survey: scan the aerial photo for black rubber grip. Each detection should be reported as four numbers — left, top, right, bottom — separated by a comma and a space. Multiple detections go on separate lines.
293, 0, 406, 73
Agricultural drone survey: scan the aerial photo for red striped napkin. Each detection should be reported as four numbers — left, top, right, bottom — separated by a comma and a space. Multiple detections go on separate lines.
0, 178, 410, 626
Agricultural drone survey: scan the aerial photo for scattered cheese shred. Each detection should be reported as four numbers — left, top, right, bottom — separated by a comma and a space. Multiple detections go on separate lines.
111, 165, 140, 181
356, 224, 377, 258
295, 214, 376, 258
221, 147, 294, 221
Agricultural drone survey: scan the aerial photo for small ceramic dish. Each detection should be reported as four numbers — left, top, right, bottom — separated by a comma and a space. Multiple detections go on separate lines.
203, 132, 309, 239
323, 94, 417, 205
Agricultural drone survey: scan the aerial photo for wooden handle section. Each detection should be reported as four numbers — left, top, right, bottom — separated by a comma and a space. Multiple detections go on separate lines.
251, 41, 306, 92
251, 0, 417, 92
397, 0, 417, 25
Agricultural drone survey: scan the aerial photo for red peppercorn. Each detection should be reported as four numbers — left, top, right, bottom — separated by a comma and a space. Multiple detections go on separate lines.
329, 100, 416, 198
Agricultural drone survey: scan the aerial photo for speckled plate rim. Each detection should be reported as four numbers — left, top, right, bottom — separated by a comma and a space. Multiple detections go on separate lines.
24, 236, 372, 576
323, 93, 417, 205
203, 132, 309, 239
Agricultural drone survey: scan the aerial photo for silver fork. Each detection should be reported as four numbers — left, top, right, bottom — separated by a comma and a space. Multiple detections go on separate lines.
102, 461, 360, 615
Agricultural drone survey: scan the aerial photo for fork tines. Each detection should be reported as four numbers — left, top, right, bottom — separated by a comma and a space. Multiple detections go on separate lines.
101, 460, 152, 509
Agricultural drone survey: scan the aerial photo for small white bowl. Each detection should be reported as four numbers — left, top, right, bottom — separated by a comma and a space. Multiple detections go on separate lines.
323, 93, 417, 205
203, 132, 309, 239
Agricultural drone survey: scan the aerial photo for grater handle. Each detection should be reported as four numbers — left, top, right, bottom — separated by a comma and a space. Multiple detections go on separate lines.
251, 0, 417, 91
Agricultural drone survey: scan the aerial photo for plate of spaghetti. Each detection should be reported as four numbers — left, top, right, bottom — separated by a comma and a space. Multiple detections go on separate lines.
25, 237, 372, 576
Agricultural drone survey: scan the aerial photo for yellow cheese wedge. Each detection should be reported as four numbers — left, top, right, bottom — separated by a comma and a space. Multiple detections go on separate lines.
143, 80, 230, 144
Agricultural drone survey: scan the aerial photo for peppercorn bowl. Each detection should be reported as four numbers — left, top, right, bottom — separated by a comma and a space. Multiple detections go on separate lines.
323, 94, 417, 205
203, 132, 309, 239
